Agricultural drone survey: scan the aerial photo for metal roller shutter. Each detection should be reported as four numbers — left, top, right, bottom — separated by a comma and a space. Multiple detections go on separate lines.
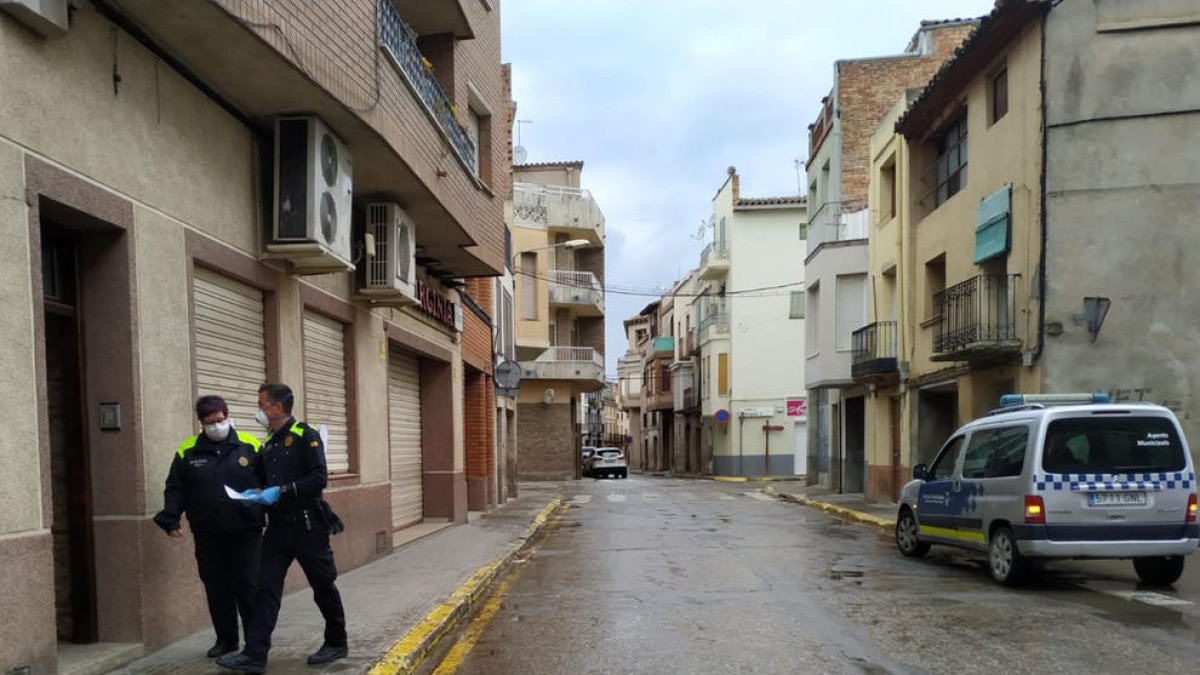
303, 310, 350, 474
193, 267, 267, 431
388, 350, 423, 528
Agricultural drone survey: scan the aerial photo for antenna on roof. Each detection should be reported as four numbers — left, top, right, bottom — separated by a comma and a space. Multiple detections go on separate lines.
514, 119, 533, 164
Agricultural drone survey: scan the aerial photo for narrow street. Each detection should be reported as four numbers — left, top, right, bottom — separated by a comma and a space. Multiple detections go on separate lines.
437, 476, 1200, 674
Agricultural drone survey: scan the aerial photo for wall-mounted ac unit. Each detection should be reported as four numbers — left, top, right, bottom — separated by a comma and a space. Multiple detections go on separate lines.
264, 115, 354, 274
359, 202, 418, 305
0, 0, 69, 37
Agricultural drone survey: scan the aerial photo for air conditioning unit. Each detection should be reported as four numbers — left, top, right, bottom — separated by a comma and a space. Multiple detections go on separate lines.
0, 0, 69, 37
358, 202, 418, 305
265, 115, 354, 274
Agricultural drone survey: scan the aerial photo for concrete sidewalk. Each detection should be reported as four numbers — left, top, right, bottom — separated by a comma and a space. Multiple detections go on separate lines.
111, 483, 565, 675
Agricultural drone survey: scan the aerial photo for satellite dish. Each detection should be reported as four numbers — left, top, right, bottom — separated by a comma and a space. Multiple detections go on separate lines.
513, 145, 528, 164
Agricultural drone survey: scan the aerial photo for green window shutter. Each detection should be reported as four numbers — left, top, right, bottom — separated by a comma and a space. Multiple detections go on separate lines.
975, 185, 1011, 264
789, 291, 806, 319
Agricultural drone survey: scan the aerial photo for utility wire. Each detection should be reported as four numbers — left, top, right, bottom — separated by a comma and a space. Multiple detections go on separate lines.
512, 269, 804, 298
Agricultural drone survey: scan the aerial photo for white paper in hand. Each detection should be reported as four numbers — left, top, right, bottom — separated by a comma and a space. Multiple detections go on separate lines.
225, 485, 255, 501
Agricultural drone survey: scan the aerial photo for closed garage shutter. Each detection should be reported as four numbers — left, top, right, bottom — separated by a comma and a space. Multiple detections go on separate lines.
193, 267, 266, 431
303, 310, 350, 474
388, 349, 423, 528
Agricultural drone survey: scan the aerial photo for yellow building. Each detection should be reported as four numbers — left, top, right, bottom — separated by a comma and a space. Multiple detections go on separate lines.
510, 162, 606, 480
860, 2, 1047, 500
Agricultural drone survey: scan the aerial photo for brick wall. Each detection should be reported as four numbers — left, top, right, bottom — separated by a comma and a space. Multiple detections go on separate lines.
835, 23, 975, 202
215, 0, 506, 272
578, 317, 605, 357
462, 277, 494, 372
517, 402, 576, 480
464, 368, 495, 509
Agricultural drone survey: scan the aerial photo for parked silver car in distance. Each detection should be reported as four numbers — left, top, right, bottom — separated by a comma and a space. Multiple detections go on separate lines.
589, 447, 627, 479
895, 393, 1199, 586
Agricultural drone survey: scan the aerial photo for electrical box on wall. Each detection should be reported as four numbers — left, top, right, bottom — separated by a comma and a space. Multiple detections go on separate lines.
0, 0, 70, 37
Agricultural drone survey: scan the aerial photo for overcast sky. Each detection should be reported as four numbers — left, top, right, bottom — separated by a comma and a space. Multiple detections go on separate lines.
501, 0, 996, 376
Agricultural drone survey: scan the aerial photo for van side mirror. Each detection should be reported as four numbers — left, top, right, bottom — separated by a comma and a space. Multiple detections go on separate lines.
912, 463, 928, 481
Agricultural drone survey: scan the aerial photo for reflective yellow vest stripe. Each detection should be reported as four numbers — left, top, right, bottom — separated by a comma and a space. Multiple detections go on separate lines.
289, 421, 305, 438
175, 435, 200, 459
235, 430, 263, 453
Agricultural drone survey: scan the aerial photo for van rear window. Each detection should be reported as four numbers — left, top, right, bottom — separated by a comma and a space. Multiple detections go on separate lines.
1042, 417, 1186, 474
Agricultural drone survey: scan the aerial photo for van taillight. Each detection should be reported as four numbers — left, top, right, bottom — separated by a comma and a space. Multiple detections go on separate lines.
1024, 496, 1045, 524
1188, 494, 1197, 523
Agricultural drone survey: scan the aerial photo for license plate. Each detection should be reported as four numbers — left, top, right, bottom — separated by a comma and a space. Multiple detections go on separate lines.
1088, 491, 1147, 506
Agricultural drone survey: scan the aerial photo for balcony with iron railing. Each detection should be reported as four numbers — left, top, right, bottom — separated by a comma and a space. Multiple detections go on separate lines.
851, 321, 899, 384
806, 199, 869, 258
521, 347, 605, 387
672, 363, 697, 411
698, 241, 730, 279
378, 1, 476, 173
548, 270, 604, 317
699, 310, 729, 344
931, 275, 1021, 362
512, 182, 605, 245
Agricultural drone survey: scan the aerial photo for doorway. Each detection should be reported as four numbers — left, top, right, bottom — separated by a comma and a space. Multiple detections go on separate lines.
890, 397, 903, 500
41, 230, 98, 644
843, 396, 866, 493
793, 420, 807, 476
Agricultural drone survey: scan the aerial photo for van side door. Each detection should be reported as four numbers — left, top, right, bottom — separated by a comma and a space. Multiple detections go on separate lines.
917, 435, 967, 545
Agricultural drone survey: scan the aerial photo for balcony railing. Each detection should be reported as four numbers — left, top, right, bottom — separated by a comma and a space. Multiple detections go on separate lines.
548, 269, 604, 314
932, 275, 1021, 361
512, 183, 605, 243
806, 199, 868, 255
521, 347, 605, 382
699, 241, 730, 278
379, 2, 477, 171
851, 321, 899, 381
699, 307, 729, 343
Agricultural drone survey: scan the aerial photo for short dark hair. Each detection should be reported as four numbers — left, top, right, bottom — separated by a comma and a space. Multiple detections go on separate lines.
258, 383, 295, 414
195, 395, 228, 421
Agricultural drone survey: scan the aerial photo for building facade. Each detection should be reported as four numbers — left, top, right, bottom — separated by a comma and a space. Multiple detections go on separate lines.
511, 162, 606, 480
695, 168, 808, 476
617, 314, 650, 470
0, 1, 507, 671
858, 0, 1200, 501
804, 19, 976, 492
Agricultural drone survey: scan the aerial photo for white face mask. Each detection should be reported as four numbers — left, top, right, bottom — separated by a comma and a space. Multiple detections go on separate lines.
204, 420, 231, 441
255, 408, 270, 429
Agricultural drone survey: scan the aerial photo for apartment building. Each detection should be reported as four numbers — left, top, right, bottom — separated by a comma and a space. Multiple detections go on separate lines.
670, 270, 703, 474
858, 0, 1200, 500
695, 168, 808, 476
804, 18, 976, 492
0, 1, 508, 671
511, 161, 606, 480
617, 312, 651, 470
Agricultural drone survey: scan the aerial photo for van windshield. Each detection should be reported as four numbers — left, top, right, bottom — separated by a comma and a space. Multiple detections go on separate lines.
1042, 417, 1186, 474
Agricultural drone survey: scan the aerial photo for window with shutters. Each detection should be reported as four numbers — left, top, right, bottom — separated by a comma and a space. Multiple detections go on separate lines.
520, 252, 537, 320
302, 311, 351, 474
835, 274, 866, 351
789, 291, 806, 319
806, 285, 820, 356
717, 353, 729, 395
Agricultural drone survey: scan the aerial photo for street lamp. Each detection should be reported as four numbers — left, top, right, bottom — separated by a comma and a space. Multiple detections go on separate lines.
511, 238, 591, 267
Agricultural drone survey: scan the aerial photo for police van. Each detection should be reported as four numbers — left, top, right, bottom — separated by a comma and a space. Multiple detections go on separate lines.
895, 393, 1199, 586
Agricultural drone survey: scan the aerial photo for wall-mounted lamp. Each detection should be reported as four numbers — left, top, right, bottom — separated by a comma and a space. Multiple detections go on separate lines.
1073, 296, 1111, 343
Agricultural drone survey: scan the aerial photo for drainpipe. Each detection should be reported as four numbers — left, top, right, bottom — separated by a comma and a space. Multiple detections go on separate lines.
1032, 10, 1050, 366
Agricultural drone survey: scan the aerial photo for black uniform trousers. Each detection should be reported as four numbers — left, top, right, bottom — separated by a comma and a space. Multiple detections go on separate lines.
244, 518, 346, 659
193, 529, 262, 645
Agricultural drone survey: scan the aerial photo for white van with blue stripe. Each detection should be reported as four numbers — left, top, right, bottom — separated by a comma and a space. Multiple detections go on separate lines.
895, 393, 1199, 586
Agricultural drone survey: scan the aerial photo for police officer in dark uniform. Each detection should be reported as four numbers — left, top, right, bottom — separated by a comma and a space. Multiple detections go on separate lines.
218, 383, 348, 672
154, 395, 264, 659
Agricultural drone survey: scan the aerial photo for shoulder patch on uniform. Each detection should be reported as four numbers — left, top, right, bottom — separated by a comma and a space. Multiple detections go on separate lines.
289, 421, 305, 438
176, 434, 200, 459
235, 430, 263, 453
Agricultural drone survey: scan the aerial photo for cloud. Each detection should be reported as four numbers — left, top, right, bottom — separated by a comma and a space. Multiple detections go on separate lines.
502, 0, 996, 375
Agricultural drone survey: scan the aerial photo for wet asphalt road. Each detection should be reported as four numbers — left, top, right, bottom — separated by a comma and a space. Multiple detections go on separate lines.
438, 476, 1200, 675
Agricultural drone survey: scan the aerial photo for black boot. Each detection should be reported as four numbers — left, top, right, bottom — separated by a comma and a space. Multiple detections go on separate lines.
215, 651, 267, 673
207, 640, 238, 658
307, 644, 348, 665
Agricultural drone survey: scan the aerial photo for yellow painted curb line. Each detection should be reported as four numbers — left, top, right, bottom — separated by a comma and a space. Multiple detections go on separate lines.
772, 489, 896, 532
368, 497, 564, 675
706, 475, 799, 483
710, 476, 749, 483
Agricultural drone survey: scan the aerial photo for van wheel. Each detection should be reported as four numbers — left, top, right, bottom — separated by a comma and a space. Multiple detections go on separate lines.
895, 508, 930, 558
988, 526, 1029, 586
1134, 556, 1185, 586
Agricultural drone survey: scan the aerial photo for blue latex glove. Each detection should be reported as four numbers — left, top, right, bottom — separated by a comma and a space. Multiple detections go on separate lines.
239, 488, 261, 502
258, 486, 281, 506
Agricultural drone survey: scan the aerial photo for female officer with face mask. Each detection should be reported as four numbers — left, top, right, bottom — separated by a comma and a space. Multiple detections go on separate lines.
154, 395, 266, 659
